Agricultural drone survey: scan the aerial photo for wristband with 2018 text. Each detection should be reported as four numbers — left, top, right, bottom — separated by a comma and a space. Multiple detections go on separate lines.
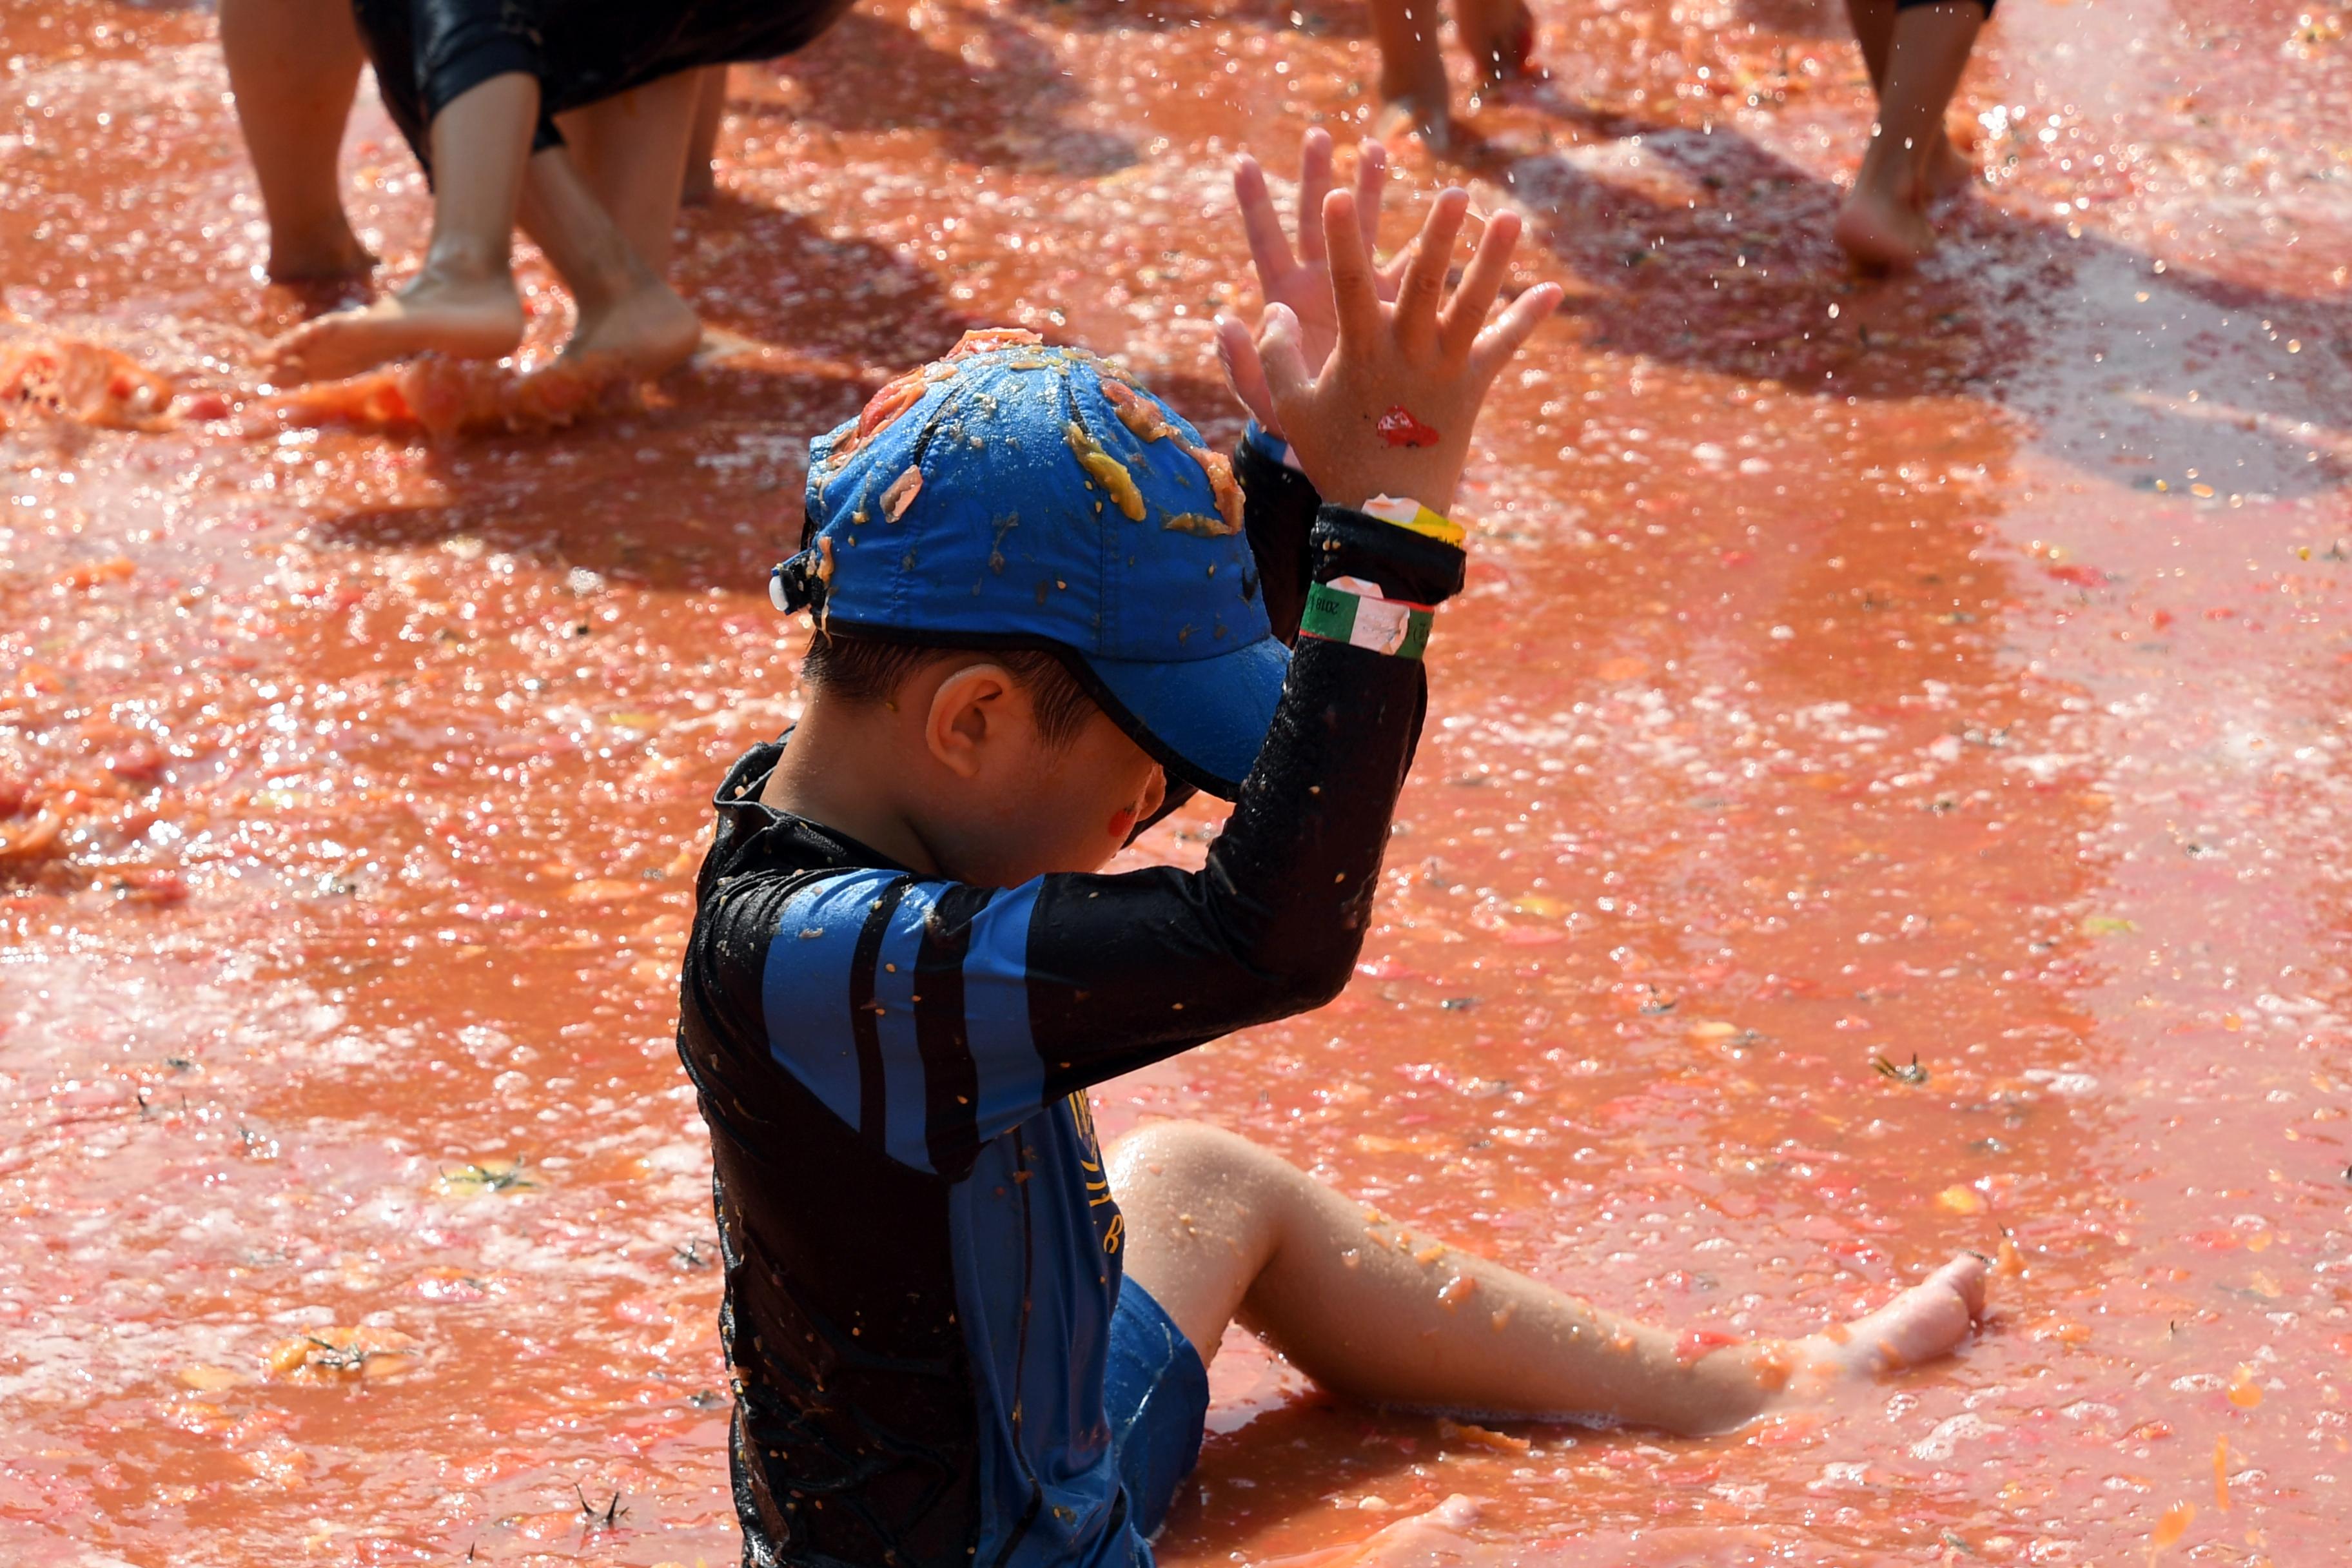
1298, 576, 1435, 660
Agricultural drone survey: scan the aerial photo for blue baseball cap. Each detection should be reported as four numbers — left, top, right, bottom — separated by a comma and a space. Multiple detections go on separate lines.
770, 329, 1286, 798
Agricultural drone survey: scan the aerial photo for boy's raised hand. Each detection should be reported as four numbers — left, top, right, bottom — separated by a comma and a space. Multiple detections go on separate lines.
1218, 181, 1560, 518
1226, 130, 1407, 431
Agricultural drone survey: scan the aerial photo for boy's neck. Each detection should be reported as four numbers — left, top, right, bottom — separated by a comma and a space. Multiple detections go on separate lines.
760, 700, 945, 876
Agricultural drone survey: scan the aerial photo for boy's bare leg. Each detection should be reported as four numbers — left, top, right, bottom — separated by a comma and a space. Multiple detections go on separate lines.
220, 0, 372, 280
1112, 1121, 1986, 1436
516, 145, 702, 375
1835, 1, 1986, 269
263, 72, 538, 381
1367, 0, 1453, 147
683, 66, 729, 206
1845, 0, 1977, 199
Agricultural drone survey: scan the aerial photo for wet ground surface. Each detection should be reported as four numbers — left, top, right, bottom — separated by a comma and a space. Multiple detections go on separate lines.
5, 0, 2352, 1563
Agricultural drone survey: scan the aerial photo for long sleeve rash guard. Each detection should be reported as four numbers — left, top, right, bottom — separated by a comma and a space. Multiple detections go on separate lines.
676, 447, 1466, 1568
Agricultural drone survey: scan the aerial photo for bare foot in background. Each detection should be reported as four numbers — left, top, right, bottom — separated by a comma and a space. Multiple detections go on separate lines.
1834, 169, 1939, 270
1836, 0, 1990, 270
1463, 0, 1541, 88
564, 275, 701, 378
263, 268, 525, 384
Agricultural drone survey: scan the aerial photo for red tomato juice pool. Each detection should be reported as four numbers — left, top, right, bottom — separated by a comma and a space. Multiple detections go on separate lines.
1, 1, 2347, 1563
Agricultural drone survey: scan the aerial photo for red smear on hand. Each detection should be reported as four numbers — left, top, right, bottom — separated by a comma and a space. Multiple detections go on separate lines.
1673, 1329, 1745, 1366
1376, 405, 1440, 447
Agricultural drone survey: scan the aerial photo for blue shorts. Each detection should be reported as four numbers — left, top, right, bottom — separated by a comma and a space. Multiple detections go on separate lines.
1104, 1280, 1211, 1541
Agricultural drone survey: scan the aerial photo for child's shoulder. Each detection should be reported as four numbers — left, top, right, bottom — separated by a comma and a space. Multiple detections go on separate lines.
683, 741, 918, 1040
694, 740, 906, 918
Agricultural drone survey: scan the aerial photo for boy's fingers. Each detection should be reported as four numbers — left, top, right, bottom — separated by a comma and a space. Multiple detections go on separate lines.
1353, 139, 1388, 255
1322, 189, 1380, 347
1395, 188, 1470, 349
1214, 311, 1280, 433
1465, 281, 1563, 386
1257, 304, 1315, 413
1234, 155, 1298, 288
1296, 128, 1336, 262
1438, 207, 1523, 360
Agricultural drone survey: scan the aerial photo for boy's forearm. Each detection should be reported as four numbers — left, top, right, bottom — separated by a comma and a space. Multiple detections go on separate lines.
1023, 506, 1460, 1090
1206, 504, 1461, 975
1237, 426, 1322, 643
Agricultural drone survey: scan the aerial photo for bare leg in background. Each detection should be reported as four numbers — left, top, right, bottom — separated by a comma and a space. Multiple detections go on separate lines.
518, 137, 702, 373
1835, 0, 1988, 268
263, 72, 539, 381
220, 0, 372, 280
1367, 0, 1453, 146
682, 66, 729, 206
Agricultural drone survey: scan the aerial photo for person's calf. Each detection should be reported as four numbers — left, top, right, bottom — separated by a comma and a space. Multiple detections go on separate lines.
682, 67, 728, 206
520, 146, 701, 378
219, 0, 373, 281
1366, 0, 1456, 147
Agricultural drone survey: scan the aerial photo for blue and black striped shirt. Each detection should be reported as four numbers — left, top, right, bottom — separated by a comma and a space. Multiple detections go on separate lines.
677, 469, 1466, 1568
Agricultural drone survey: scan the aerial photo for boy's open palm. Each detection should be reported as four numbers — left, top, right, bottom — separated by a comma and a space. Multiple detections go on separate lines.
1219, 183, 1562, 518
1227, 130, 1407, 420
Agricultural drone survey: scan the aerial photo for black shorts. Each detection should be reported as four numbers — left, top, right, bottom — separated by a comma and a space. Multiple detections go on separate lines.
350, 0, 856, 168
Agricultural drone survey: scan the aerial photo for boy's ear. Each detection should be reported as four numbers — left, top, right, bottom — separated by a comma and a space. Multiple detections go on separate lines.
925, 663, 1015, 779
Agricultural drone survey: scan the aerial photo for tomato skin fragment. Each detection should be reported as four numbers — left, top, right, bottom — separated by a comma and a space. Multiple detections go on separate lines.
1673, 1328, 1745, 1366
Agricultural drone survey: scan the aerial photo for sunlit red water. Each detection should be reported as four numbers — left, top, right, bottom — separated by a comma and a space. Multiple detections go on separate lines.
6, 1, 2351, 1563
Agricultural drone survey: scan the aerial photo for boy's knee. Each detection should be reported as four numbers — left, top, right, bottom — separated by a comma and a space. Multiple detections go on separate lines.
1108, 1119, 1279, 1204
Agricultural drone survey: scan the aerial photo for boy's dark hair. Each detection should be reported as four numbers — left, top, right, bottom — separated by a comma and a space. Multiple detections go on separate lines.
802, 632, 1100, 749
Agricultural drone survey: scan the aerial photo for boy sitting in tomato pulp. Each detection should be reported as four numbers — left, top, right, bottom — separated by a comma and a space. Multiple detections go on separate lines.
675, 131, 1987, 1568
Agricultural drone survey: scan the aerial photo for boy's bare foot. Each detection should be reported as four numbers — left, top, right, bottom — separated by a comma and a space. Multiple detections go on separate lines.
1374, 93, 1457, 154
1834, 173, 1939, 270
563, 275, 701, 379
1778, 1253, 1987, 1396
264, 268, 524, 384
1376, 45, 1456, 152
